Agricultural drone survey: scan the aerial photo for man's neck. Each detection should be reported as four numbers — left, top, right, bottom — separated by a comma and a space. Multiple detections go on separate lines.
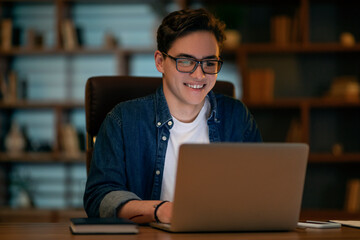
167, 99, 205, 123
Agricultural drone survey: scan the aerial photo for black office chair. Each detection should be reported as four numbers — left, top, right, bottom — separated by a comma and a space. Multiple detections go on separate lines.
85, 76, 235, 174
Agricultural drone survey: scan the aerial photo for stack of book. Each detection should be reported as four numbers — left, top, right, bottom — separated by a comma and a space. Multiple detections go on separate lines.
271, 15, 292, 45
270, 10, 301, 45
247, 68, 275, 103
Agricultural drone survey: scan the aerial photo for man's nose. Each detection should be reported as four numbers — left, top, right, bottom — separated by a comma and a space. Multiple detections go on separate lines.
190, 63, 205, 80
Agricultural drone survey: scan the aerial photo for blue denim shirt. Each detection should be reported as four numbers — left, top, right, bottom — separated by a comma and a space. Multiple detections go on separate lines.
84, 85, 262, 218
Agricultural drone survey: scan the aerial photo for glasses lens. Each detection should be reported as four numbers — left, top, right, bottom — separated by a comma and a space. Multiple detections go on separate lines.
175, 58, 222, 74
202, 60, 221, 74
176, 59, 196, 72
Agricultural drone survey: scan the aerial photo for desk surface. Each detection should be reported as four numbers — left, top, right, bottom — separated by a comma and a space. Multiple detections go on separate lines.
0, 223, 360, 240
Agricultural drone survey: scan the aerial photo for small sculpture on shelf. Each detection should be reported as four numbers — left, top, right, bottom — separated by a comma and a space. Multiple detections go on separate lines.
10, 171, 35, 208
340, 32, 355, 47
25, 28, 44, 50
103, 32, 118, 49
60, 124, 81, 158
325, 76, 360, 101
61, 19, 79, 50
5, 122, 26, 156
224, 30, 241, 49
332, 143, 343, 156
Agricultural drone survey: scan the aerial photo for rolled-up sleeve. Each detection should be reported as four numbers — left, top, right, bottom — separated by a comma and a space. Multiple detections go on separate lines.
99, 190, 141, 217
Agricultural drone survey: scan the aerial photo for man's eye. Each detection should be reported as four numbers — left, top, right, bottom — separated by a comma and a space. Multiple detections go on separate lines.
178, 59, 194, 66
205, 61, 216, 67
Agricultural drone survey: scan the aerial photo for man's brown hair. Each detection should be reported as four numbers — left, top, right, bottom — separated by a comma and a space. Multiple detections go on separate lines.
157, 8, 226, 54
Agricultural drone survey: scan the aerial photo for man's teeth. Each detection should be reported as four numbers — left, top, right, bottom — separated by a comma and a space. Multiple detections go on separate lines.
186, 83, 204, 89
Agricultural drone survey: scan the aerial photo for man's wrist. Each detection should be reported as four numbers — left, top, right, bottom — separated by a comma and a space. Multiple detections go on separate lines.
153, 200, 169, 223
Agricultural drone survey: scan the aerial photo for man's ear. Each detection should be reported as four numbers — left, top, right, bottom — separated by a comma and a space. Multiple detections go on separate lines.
154, 50, 165, 73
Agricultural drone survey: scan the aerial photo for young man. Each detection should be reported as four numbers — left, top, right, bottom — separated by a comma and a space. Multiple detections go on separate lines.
84, 8, 262, 224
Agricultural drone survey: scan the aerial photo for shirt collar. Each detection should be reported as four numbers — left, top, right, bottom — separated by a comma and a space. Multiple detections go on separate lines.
155, 85, 173, 128
206, 90, 220, 123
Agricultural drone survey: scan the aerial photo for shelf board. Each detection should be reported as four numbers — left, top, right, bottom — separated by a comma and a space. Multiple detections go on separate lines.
0, 100, 84, 109
0, 152, 85, 163
7, 43, 360, 57
245, 98, 305, 108
0, 47, 155, 56
300, 209, 360, 221
309, 153, 360, 163
234, 43, 360, 54
245, 98, 360, 109
0, 207, 87, 223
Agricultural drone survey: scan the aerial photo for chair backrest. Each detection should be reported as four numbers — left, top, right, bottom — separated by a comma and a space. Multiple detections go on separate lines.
85, 75, 235, 174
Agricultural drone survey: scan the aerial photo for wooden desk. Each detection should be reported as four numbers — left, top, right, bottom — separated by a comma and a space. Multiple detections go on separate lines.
0, 223, 359, 240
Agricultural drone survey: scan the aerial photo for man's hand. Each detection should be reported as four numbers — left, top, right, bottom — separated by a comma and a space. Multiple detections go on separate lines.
155, 201, 173, 224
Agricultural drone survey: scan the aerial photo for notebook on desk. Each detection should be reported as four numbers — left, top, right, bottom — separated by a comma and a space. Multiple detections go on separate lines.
150, 143, 309, 233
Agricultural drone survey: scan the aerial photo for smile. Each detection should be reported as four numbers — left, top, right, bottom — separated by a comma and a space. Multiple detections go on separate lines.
185, 83, 205, 89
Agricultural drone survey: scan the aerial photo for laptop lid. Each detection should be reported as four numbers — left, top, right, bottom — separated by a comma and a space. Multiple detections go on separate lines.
155, 142, 309, 232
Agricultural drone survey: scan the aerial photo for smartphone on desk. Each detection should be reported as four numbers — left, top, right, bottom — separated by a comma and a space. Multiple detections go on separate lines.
297, 221, 341, 229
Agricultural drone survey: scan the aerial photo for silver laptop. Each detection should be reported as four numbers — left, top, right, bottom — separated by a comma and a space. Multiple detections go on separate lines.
150, 143, 309, 232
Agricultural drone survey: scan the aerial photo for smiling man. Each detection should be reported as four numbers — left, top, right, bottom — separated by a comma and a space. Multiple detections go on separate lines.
84, 8, 262, 224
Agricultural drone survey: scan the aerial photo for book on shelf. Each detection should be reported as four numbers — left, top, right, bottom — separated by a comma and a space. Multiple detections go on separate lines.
1, 19, 13, 50
70, 218, 139, 234
1, 71, 18, 103
247, 68, 274, 102
291, 9, 301, 43
0, 74, 6, 101
61, 19, 79, 50
8, 71, 18, 103
271, 15, 292, 45
345, 179, 360, 213
286, 118, 303, 143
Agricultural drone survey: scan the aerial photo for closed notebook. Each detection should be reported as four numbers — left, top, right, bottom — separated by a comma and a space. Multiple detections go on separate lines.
70, 218, 138, 234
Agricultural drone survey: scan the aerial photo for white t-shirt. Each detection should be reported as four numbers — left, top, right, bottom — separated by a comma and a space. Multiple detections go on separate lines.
160, 97, 211, 201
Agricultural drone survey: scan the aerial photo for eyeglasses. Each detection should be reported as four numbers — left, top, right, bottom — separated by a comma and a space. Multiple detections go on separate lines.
162, 52, 223, 75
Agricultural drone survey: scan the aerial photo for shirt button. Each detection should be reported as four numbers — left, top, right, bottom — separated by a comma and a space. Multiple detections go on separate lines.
168, 121, 173, 126
162, 136, 167, 141
156, 170, 161, 175
157, 122, 161, 126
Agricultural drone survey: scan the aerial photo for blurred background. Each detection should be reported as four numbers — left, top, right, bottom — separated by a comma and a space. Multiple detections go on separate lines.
0, 0, 360, 222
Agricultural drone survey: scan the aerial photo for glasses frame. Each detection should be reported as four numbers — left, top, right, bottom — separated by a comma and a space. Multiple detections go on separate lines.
162, 52, 223, 75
